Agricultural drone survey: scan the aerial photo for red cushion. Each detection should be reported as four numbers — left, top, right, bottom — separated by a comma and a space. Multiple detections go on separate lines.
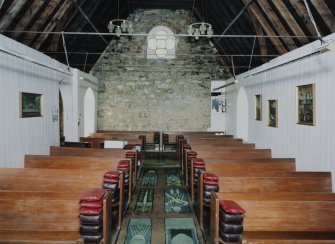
80, 198, 103, 208
203, 172, 219, 182
203, 179, 219, 185
104, 178, 119, 183
219, 200, 245, 215
126, 151, 136, 158
104, 171, 120, 179
194, 165, 206, 169
118, 160, 130, 169
80, 188, 106, 201
194, 158, 205, 164
80, 206, 102, 215
193, 161, 205, 167
187, 151, 197, 158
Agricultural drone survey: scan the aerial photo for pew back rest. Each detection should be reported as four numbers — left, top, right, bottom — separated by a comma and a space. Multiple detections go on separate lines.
214, 174, 332, 193
24, 155, 125, 169
213, 192, 335, 231
50, 146, 133, 157
194, 149, 272, 159
204, 161, 296, 172
0, 191, 81, 231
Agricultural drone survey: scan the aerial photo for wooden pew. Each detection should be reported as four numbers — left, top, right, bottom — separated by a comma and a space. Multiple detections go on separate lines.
210, 192, 335, 243
180, 143, 257, 173
188, 159, 296, 201
198, 171, 332, 229
24, 155, 132, 204
0, 190, 112, 244
0, 167, 124, 235
49, 146, 139, 187
80, 132, 145, 150
178, 138, 243, 160
183, 149, 272, 185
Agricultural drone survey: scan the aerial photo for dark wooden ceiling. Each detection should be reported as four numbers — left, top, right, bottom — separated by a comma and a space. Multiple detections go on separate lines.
0, 0, 334, 75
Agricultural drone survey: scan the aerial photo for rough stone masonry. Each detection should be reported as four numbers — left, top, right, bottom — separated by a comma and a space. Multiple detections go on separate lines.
91, 9, 227, 131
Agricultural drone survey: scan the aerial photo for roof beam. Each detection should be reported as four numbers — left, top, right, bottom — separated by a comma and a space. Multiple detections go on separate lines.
0, 0, 31, 32
257, 0, 296, 51
287, 0, 317, 37
14, 0, 50, 40
242, 0, 287, 54
22, 0, 64, 46
70, 0, 108, 45
309, 0, 335, 32
271, 0, 309, 44
247, 7, 268, 63
5, 0, 36, 32
0, 0, 15, 20
49, 3, 74, 52
33, 0, 73, 50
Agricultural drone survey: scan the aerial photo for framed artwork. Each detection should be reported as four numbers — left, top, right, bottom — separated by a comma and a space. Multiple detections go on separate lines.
20, 92, 43, 118
254, 94, 262, 120
267, 99, 278, 127
296, 84, 315, 126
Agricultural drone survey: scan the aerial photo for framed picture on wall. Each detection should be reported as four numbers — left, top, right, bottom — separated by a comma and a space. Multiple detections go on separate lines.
20, 92, 43, 118
267, 99, 278, 127
296, 84, 315, 126
254, 94, 262, 121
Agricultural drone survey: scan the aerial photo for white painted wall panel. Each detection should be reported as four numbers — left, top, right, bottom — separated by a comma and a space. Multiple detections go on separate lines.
226, 33, 335, 190
0, 34, 72, 168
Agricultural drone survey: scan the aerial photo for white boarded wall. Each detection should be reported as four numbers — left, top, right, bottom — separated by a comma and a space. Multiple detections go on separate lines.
226, 33, 335, 190
0, 35, 97, 168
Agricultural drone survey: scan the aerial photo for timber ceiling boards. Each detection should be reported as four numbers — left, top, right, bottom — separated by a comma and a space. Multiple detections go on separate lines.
0, 0, 334, 75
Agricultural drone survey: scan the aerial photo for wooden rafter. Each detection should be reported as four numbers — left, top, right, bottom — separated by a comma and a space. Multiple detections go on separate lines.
64, 0, 109, 48
49, 3, 74, 52
0, 0, 30, 31
5, 0, 35, 32
12, 0, 49, 40
310, 0, 335, 32
242, 0, 287, 54
271, 1, 309, 44
21, 0, 61, 46
247, 8, 268, 63
257, 0, 296, 51
288, 0, 318, 37
0, 0, 15, 20
33, 0, 72, 50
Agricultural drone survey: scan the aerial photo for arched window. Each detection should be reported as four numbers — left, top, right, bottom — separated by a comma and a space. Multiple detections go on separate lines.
147, 26, 175, 59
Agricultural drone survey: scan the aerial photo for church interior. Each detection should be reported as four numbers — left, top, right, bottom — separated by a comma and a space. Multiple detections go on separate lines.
0, 0, 335, 243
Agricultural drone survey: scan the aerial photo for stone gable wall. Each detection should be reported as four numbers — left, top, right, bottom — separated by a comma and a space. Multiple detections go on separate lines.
91, 9, 226, 131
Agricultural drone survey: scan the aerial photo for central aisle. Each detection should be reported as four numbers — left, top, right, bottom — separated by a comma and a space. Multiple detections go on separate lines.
116, 158, 205, 244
